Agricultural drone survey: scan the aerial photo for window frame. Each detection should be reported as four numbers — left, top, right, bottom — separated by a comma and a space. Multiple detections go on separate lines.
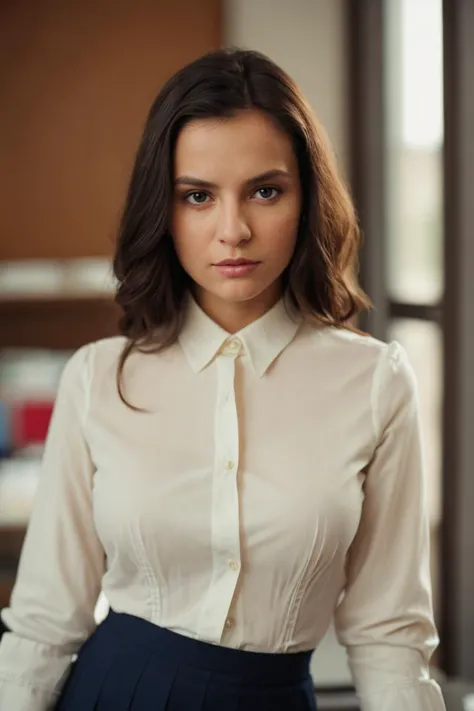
348, 0, 474, 677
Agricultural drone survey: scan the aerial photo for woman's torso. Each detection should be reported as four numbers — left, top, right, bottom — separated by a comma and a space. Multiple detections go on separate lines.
84, 300, 383, 654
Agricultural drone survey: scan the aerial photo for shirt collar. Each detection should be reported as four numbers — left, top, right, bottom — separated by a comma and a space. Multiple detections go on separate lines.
178, 293, 302, 378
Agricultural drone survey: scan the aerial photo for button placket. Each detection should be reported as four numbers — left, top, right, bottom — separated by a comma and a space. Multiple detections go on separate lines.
195, 347, 242, 642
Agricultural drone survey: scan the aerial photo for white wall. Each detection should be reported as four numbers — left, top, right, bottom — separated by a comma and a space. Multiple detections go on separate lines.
224, 0, 353, 688
223, 0, 350, 176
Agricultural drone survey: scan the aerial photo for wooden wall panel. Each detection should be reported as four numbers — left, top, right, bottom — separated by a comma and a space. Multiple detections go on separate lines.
0, 295, 121, 349
0, 0, 222, 260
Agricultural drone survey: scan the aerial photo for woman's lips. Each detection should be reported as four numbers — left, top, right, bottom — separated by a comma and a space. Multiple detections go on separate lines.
213, 261, 260, 277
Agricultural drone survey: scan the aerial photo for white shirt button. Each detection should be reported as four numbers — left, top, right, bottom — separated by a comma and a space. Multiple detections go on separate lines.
228, 559, 240, 572
224, 617, 234, 629
224, 460, 235, 471
222, 337, 242, 356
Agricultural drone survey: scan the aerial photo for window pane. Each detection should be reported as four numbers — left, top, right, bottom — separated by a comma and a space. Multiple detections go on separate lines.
388, 319, 442, 527
384, 0, 444, 303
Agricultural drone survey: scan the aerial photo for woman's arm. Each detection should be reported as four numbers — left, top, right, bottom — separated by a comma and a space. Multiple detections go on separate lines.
0, 344, 105, 711
334, 341, 446, 711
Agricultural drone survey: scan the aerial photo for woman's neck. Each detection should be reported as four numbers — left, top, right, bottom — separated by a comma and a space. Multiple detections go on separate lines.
193, 284, 282, 333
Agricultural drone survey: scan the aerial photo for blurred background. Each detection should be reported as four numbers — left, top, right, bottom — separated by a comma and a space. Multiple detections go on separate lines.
0, 0, 473, 709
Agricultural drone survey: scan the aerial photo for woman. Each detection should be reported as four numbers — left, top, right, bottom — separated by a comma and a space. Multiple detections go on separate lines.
0, 49, 445, 711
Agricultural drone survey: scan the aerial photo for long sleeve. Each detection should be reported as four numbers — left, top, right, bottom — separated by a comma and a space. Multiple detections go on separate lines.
334, 341, 446, 711
0, 345, 105, 711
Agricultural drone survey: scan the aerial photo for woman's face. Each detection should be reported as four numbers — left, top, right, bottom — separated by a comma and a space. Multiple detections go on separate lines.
170, 109, 302, 325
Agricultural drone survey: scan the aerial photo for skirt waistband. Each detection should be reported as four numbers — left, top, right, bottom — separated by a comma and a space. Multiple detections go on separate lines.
101, 610, 313, 685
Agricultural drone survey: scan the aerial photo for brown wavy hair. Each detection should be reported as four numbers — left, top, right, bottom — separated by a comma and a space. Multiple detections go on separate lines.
113, 48, 370, 406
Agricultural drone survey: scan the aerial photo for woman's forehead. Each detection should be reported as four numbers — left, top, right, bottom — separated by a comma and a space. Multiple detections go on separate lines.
174, 110, 298, 182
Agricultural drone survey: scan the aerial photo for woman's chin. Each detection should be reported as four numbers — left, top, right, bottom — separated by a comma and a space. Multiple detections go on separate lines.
195, 278, 282, 310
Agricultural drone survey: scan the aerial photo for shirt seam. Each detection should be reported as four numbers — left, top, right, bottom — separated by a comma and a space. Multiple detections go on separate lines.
130, 524, 161, 624
283, 570, 313, 652
370, 341, 418, 456
284, 546, 339, 653
282, 520, 327, 651
370, 342, 392, 447
80, 342, 95, 430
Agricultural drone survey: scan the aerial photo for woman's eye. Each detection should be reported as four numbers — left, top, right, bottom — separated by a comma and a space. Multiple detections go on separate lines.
255, 187, 280, 200
185, 191, 209, 205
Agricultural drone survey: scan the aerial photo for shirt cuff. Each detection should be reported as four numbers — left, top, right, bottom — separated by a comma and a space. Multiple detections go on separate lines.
346, 645, 446, 711
0, 679, 59, 711
0, 632, 72, 711
357, 678, 445, 711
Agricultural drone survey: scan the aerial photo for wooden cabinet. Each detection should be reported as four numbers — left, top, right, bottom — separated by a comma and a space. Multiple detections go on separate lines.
0, 0, 222, 260
0, 292, 121, 349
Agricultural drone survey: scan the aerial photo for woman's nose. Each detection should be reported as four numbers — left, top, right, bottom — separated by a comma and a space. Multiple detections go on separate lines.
217, 202, 252, 245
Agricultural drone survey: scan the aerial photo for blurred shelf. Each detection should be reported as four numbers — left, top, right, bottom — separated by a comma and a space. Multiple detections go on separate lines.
0, 288, 114, 303
0, 525, 26, 562
0, 577, 14, 608
315, 690, 359, 710
0, 293, 121, 350
0, 525, 24, 607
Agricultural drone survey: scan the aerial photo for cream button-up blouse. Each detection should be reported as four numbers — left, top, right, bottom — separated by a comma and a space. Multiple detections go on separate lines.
0, 295, 445, 710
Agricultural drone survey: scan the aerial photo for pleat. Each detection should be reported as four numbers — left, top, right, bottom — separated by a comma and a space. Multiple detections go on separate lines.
286, 678, 318, 711
55, 612, 316, 711
93, 646, 153, 711
129, 652, 179, 710
303, 678, 319, 711
201, 677, 239, 711
55, 642, 119, 711
165, 664, 212, 711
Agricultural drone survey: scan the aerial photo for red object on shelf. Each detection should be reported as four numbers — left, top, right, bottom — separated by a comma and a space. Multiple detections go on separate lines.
12, 401, 54, 448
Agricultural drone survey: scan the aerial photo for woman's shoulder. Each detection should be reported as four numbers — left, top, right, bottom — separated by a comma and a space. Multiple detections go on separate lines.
64, 336, 182, 390
308, 323, 395, 362
88, 335, 129, 361
59, 336, 128, 385
305, 324, 413, 391
309, 326, 417, 428
70, 335, 127, 364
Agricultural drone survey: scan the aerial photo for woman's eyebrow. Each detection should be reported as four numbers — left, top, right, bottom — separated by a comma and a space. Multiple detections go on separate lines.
174, 169, 293, 190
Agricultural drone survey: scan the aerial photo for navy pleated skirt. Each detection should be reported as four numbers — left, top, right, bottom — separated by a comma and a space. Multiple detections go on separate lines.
55, 610, 317, 711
